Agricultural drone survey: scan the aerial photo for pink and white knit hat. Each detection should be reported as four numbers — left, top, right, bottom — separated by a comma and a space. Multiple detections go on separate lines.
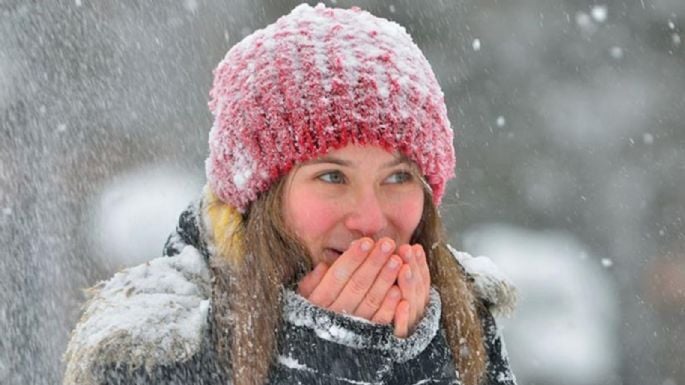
206, 3, 455, 212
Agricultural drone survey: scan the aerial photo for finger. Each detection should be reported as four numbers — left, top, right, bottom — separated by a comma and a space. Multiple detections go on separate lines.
330, 238, 396, 314
414, 244, 431, 294
403, 244, 422, 287
397, 263, 416, 330
399, 245, 421, 324
413, 245, 431, 313
308, 238, 373, 308
371, 285, 401, 324
393, 300, 410, 338
297, 263, 329, 298
354, 254, 402, 319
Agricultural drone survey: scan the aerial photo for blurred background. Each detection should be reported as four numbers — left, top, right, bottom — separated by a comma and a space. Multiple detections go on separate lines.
1, 0, 684, 384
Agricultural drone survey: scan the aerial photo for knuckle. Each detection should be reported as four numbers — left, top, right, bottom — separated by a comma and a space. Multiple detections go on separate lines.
332, 267, 351, 283
364, 292, 384, 310
347, 277, 369, 297
369, 251, 390, 267
378, 270, 397, 286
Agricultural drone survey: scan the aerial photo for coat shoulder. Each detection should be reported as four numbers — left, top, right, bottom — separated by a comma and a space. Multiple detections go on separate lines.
63, 246, 212, 385
447, 245, 517, 315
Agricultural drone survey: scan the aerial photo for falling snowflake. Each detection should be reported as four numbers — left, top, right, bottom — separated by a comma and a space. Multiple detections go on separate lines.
609, 46, 624, 59
591, 5, 608, 23
575, 12, 593, 30
643, 133, 654, 144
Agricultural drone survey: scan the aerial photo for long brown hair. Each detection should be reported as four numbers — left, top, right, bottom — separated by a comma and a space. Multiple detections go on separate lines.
206, 175, 486, 385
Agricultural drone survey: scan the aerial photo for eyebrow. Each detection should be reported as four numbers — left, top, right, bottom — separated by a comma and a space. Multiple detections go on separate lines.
306, 156, 408, 168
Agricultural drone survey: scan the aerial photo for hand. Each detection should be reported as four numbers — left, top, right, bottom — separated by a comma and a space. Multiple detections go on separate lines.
297, 237, 404, 324
297, 239, 431, 338
393, 244, 431, 338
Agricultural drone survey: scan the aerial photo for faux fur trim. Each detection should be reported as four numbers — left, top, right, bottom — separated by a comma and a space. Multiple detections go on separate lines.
201, 184, 244, 266
447, 245, 517, 315
62, 246, 211, 385
282, 288, 442, 363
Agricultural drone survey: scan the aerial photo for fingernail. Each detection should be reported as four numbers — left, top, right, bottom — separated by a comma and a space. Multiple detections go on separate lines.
388, 258, 400, 269
404, 249, 413, 262
381, 241, 393, 254
405, 269, 413, 281
360, 239, 373, 252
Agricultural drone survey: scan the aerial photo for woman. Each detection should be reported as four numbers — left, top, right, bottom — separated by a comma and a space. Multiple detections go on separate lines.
64, 4, 517, 385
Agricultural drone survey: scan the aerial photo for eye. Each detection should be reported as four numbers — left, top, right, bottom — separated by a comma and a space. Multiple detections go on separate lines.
385, 171, 413, 184
318, 170, 346, 184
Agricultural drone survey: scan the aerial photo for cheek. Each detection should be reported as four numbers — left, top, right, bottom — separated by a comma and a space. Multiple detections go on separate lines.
284, 189, 340, 248
391, 191, 424, 242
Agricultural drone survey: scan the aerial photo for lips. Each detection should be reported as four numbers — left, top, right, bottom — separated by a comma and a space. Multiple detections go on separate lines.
322, 248, 343, 263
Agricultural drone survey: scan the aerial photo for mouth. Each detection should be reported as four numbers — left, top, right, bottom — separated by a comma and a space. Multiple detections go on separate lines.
322, 247, 343, 263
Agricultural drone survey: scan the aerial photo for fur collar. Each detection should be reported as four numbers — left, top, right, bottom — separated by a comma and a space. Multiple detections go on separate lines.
447, 245, 518, 316
63, 246, 211, 385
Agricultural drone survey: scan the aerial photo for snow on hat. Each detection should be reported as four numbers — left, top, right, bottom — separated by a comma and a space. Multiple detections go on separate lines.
206, 3, 455, 212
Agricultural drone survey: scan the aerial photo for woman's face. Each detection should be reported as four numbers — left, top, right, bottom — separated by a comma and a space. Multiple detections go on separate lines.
282, 144, 425, 266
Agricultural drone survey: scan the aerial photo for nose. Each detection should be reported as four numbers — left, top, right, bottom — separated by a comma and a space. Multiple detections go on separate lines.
344, 186, 388, 238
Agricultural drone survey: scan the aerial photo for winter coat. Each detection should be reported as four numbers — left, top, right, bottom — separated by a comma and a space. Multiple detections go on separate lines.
63, 203, 518, 385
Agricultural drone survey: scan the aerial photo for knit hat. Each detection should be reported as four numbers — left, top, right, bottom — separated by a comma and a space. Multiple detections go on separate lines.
206, 3, 455, 212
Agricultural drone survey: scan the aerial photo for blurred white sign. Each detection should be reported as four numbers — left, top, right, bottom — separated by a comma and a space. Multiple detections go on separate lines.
92, 164, 202, 267
462, 224, 619, 385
